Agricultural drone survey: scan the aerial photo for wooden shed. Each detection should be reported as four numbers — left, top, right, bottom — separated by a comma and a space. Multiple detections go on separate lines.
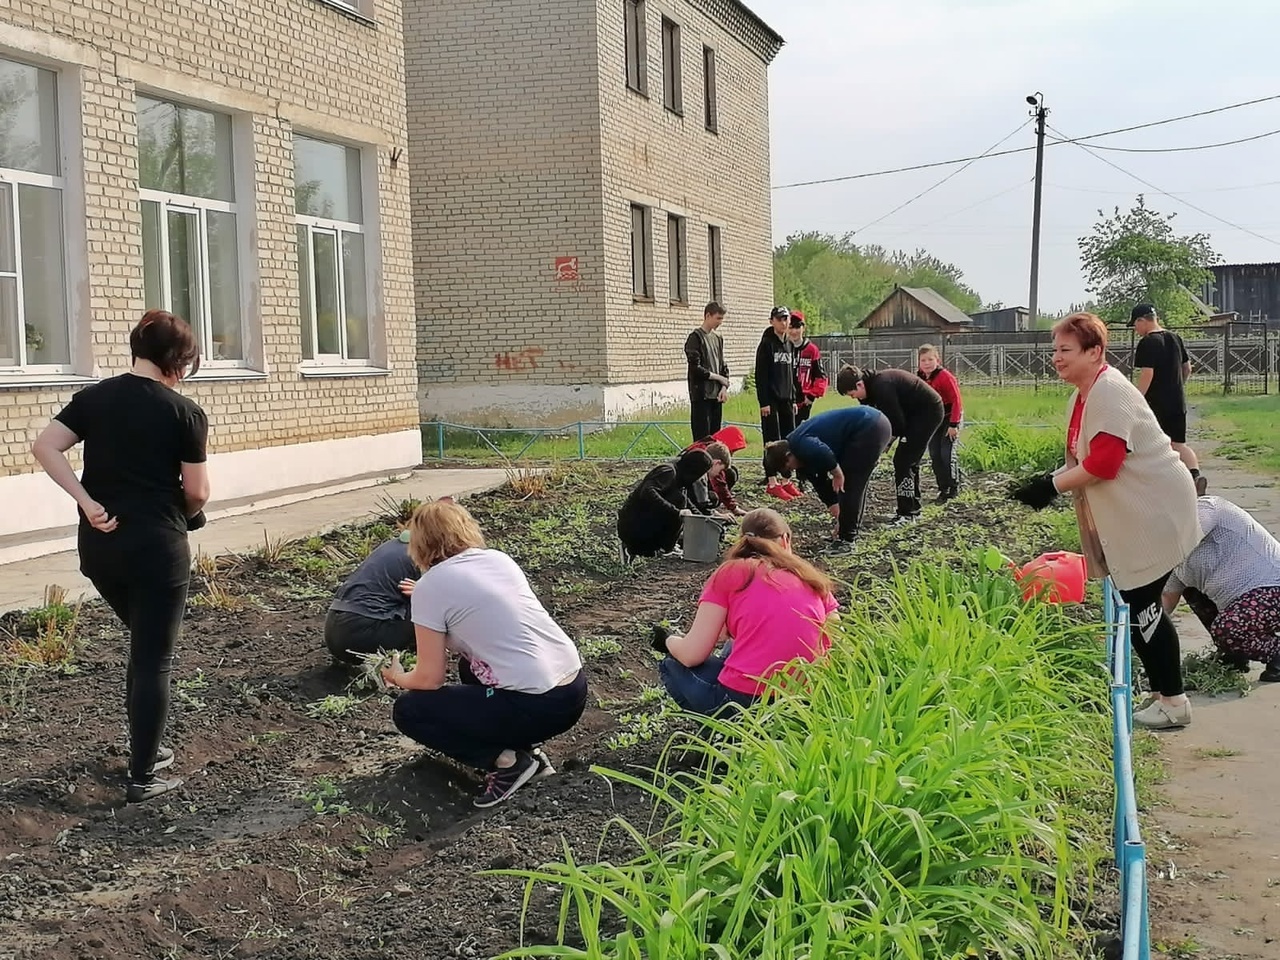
859, 286, 975, 339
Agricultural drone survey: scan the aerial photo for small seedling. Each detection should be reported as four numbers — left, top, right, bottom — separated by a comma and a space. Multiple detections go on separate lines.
306, 694, 364, 719
300, 776, 350, 816
258, 532, 290, 564
578, 636, 622, 661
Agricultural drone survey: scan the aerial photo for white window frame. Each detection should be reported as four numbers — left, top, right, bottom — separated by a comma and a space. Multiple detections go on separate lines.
0, 77, 72, 376
138, 187, 242, 368
296, 212, 368, 365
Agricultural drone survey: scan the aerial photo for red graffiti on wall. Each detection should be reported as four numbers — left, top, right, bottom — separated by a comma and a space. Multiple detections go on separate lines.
494, 347, 545, 372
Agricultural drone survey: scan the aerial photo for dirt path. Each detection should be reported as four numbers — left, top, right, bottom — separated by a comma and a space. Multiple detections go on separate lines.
1147, 444, 1280, 959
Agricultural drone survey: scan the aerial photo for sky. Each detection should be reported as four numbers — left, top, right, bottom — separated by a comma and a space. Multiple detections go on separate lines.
747, 0, 1280, 313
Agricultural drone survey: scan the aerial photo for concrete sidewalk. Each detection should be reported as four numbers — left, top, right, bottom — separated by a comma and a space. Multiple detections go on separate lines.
0, 468, 511, 614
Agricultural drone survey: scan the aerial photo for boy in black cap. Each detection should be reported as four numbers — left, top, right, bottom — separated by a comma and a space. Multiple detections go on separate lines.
1130, 302, 1206, 495
755, 306, 800, 497
836, 364, 943, 525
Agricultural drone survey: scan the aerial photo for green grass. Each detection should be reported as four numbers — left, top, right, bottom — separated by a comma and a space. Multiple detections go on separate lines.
1192, 394, 1280, 477
424, 385, 1071, 474
496, 559, 1112, 959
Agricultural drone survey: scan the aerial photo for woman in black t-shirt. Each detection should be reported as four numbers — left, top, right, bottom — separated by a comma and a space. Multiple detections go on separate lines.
32, 311, 209, 804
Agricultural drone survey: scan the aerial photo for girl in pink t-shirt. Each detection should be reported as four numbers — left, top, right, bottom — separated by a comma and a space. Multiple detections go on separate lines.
655, 508, 839, 716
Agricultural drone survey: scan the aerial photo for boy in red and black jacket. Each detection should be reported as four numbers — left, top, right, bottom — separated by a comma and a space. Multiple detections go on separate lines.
789, 312, 828, 425
681, 426, 748, 516
916, 343, 963, 502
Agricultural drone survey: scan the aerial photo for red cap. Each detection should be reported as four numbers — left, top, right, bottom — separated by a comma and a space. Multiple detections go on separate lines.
710, 425, 748, 452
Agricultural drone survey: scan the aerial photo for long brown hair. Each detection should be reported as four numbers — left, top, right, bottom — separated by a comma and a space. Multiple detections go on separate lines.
721, 508, 832, 598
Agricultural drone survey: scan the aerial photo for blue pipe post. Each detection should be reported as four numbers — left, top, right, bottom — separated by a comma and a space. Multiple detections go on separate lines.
577, 421, 586, 460
436, 422, 445, 460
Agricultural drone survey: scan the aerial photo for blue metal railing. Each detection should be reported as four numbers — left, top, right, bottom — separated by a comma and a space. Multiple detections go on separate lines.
1104, 579, 1151, 960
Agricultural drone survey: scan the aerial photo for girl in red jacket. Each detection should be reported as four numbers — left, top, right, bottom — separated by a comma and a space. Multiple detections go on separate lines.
917, 344, 963, 502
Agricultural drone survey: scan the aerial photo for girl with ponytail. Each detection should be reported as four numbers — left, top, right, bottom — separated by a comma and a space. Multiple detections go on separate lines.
653, 508, 839, 717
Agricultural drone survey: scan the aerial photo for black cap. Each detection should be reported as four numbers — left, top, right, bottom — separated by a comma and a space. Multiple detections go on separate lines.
770, 305, 791, 320
1128, 303, 1157, 326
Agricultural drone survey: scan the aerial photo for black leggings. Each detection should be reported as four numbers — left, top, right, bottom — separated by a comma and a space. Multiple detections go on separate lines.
761, 402, 797, 477
79, 527, 191, 782
837, 416, 893, 539
893, 404, 945, 516
1120, 572, 1184, 697
926, 421, 960, 494
392, 660, 588, 771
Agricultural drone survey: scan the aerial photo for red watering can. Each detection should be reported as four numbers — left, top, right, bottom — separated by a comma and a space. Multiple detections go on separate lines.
1015, 551, 1087, 604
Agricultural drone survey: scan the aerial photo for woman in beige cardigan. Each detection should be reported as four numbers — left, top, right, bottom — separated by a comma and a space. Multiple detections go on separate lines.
1012, 312, 1202, 730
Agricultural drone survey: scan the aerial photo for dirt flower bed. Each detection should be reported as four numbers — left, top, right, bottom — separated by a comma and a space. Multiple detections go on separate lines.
0, 463, 1097, 960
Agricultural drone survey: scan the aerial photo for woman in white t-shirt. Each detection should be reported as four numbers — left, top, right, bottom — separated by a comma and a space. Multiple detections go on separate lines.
381, 500, 587, 808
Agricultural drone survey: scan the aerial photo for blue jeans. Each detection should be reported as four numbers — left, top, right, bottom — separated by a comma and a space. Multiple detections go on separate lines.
659, 646, 757, 718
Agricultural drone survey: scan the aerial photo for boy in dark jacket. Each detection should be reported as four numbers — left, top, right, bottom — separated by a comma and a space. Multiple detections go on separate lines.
763, 406, 893, 550
756, 306, 800, 495
789, 312, 827, 424
617, 450, 717, 559
916, 344, 964, 501
684, 302, 730, 442
682, 425, 748, 516
836, 365, 944, 524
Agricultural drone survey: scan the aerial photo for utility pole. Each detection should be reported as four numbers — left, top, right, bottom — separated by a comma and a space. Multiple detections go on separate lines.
1026, 92, 1048, 329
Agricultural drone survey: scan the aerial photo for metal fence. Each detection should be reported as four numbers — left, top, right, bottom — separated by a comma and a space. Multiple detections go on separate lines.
815, 322, 1274, 394
1104, 580, 1151, 960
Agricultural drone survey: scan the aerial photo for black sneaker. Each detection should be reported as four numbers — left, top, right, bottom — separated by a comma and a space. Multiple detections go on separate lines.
126, 775, 184, 804
821, 538, 857, 556
1194, 475, 1208, 497
474, 751, 539, 808
1260, 661, 1280, 683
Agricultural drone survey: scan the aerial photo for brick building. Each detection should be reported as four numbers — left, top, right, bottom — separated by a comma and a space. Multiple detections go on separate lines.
407, 0, 783, 425
0, 0, 420, 549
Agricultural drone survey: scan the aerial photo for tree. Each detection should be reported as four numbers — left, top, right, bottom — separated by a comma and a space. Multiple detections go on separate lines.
773, 233, 984, 335
1078, 196, 1220, 327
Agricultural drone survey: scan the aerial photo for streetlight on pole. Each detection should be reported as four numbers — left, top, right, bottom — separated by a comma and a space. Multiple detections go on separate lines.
1026, 92, 1048, 329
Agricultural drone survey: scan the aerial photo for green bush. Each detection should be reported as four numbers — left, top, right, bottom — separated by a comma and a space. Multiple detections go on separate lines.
498, 560, 1110, 959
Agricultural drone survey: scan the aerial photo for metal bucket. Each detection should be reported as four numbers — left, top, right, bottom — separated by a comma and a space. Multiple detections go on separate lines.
681, 514, 726, 563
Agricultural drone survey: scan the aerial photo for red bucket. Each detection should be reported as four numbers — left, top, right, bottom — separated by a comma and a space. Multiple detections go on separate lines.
1016, 551, 1087, 604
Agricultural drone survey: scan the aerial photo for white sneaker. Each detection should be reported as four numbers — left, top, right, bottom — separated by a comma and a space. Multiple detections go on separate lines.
531, 746, 556, 778
889, 514, 919, 528
1133, 698, 1191, 731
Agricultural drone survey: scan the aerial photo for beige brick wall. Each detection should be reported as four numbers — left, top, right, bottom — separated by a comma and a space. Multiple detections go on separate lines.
406, 0, 608, 395
407, 0, 777, 416
0, 0, 418, 479
597, 0, 775, 386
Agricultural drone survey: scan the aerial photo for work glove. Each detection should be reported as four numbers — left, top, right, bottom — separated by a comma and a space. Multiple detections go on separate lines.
649, 623, 673, 654
1010, 473, 1059, 510
186, 510, 208, 532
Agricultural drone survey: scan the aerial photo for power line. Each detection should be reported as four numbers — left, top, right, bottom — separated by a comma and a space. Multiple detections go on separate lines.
772, 93, 1280, 190
906, 178, 1033, 230
850, 121, 1031, 234
1048, 179, 1280, 195
1048, 127, 1280, 153
1047, 121, 1280, 249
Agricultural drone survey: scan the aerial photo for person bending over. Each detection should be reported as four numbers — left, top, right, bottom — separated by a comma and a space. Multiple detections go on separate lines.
916, 344, 964, 502
652, 509, 839, 717
382, 501, 587, 808
764, 406, 892, 553
324, 530, 420, 664
617, 449, 718, 559
837, 365, 944, 524
682, 426, 748, 517
1162, 496, 1280, 682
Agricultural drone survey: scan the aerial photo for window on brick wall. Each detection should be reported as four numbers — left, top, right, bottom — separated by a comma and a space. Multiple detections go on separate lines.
708, 225, 723, 302
294, 135, 371, 363
138, 95, 245, 365
667, 214, 687, 305
661, 17, 682, 115
0, 56, 71, 373
624, 0, 648, 95
630, 203, 652, 300
703, 46, 718, 133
